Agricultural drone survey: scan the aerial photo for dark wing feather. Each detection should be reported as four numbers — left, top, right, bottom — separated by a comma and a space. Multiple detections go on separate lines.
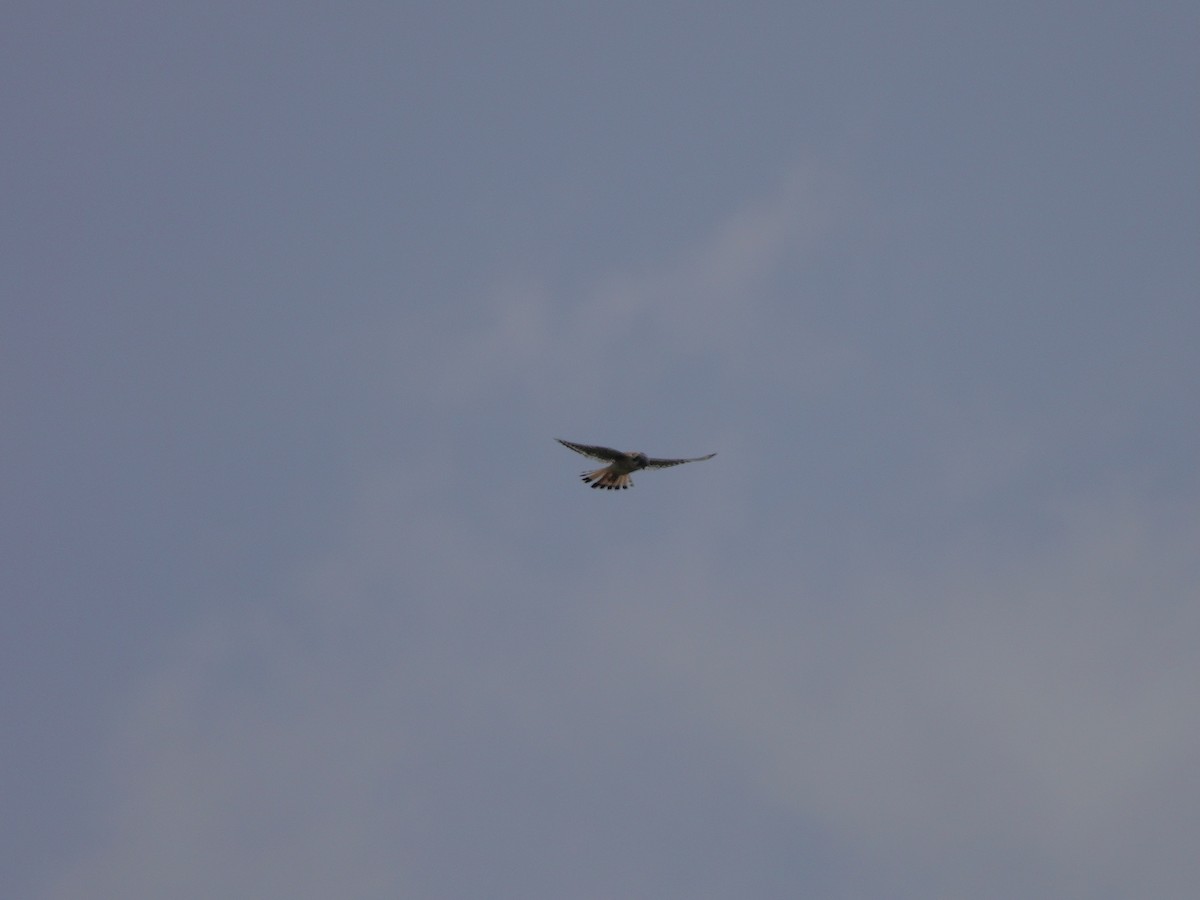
643, 452, 717, 470
556, 439, 625, 461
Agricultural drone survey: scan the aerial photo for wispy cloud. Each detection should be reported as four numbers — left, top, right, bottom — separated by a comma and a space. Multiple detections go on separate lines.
383, 164, 861, 414
43, 421, 1200, 900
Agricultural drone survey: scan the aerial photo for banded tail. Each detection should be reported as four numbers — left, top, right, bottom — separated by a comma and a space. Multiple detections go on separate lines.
581, 468, 633, 490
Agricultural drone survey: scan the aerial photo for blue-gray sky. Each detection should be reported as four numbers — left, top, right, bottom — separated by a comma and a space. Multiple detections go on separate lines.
4, 3, 1198, 898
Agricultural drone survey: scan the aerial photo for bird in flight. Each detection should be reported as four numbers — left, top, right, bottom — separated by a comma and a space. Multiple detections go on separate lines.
556, 438, 717, 490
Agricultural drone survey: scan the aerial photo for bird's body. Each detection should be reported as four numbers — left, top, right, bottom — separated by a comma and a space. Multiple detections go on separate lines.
556, 439, 716, 490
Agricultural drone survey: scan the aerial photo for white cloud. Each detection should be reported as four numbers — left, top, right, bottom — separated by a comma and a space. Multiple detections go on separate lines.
380, 164, 862, 414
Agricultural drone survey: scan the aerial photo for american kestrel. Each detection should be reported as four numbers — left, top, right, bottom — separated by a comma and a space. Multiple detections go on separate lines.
556, 438, 717, 490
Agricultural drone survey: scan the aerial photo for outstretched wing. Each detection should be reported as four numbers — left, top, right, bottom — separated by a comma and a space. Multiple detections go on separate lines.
556, 439, 625, 461
643, 452, 717, 470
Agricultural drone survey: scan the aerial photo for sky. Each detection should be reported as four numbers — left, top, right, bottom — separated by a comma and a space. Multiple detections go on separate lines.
3, 2, 1198, 898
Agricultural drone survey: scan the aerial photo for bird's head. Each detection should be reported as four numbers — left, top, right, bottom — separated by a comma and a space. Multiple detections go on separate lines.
631, 452, 649, 469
